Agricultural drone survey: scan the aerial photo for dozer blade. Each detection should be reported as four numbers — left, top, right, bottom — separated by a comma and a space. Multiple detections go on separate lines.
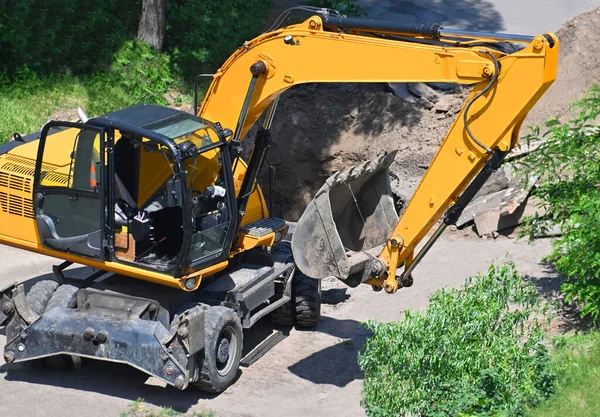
292, 151, 398, 287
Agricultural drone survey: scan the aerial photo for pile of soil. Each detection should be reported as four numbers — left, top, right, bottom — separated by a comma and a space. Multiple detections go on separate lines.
263, 8, 600, 221
525, 8, 600, 126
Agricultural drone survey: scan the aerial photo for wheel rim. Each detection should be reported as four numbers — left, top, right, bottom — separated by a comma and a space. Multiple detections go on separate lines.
215, 325, 237, 376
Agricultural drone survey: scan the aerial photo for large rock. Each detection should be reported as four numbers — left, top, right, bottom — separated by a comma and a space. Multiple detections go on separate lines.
408, 82, 440, 103
473, 166, 511, 200
457, 189, 506, 228
387, 82, 417, 103
474, 197, 545, 236
499, 176, 538, 216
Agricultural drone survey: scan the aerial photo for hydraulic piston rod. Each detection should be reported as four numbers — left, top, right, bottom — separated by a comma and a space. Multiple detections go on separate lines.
322, 15, 535, 43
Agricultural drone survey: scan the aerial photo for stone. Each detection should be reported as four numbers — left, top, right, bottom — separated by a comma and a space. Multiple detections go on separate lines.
416, 97, 434, 110
408, 82, 440, 102
473, 166, 510, 200
474, 197, 545, 236
506, 139, 543, 160
433, 96, 453, 113
456, 189, 506, 228
499, 175, 538, 216
349, 107, 359, 119
163, 92, 175, 105
387, 82, 417, 103
537, 224, 563, 237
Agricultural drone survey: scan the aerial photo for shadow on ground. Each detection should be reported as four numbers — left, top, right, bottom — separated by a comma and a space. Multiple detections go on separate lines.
287, 315, 370, 387
0, 268, 369, 412
525, 260, 593, 333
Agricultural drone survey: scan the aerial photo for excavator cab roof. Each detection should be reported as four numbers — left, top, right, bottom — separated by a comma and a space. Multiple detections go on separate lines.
90, 103, 226, 159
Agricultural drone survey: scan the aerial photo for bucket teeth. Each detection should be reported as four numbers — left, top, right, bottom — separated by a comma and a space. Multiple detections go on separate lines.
324, 152, 397, 190
292, 151, 399, 286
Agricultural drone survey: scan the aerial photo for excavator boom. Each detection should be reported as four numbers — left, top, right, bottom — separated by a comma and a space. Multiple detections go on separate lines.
199, 8, 559, 293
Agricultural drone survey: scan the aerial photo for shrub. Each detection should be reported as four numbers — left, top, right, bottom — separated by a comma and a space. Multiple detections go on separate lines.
305, 0, 363, 17
359, 263, 554, 417
165, 0, 271, 80
517, 84, 600, 320
111, 41, 175, 105
0, 0, 140, 76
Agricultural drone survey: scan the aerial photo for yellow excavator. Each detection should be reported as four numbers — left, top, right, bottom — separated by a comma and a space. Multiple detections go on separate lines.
0, 7, 558, 392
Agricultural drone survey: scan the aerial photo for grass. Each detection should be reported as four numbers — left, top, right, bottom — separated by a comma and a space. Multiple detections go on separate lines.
120, 398, 215, 417
0, 69, 192, 145
528, 332, 600, 417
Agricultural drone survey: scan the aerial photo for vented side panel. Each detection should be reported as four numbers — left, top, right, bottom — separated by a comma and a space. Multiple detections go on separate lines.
1, 155, 60, 175
0, 172, 32, 192
0, 192, 35, 219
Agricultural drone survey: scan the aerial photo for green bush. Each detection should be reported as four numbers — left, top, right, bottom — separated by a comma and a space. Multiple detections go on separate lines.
0, 0, 140, 76
111, 41, 175, 105
359, 263, 555, 417
517, 85, 600, 320
0, 43, 183, 143
165, 0, 271, 80
305, 0, 363, 17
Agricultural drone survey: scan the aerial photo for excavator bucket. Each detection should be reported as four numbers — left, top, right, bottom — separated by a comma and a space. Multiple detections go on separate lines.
292, 151, 398, 287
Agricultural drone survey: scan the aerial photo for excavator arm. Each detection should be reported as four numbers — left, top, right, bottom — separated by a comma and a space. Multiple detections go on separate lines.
198, 8, 559, 294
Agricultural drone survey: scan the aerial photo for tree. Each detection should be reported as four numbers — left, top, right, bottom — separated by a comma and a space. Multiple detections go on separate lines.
138, 0, 165, 52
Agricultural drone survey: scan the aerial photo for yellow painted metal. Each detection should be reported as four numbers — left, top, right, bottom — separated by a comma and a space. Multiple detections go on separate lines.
198, 16, 558, 290
0, 15, 559, 293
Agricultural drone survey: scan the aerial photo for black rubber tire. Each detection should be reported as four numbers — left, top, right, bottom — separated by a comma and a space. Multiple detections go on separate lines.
26, 280, 59, 316
193, 306, 243, 393
45, 284, 78, 312
169, 303, 203, 332
294, 271, 321, 329
43, 284, 81, 369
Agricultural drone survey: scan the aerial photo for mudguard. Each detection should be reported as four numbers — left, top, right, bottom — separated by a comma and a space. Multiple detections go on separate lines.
2, 286, 205, 390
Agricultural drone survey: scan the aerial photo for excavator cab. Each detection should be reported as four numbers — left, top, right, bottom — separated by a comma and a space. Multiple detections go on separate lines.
33, 104, 237, 277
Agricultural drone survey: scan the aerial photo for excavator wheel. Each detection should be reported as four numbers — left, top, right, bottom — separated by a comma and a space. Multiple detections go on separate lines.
45, 284, 82, 369
26, 280, 59, 316
193, 306, 243, 393
271, 242, 321, 329
294, 271, 321, 329
25, 282, 82, 369
45, 284, 78, 312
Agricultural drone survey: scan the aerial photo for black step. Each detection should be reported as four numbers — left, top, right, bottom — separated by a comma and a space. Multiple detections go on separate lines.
239, 218, 286, 237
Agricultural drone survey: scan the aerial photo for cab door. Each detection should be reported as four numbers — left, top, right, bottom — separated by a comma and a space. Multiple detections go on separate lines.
33, 122, 106, 260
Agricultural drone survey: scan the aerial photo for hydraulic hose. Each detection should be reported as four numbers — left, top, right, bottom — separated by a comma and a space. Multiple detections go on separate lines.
462, 50, 500, 154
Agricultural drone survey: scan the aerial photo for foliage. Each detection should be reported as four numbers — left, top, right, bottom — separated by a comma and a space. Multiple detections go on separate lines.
359, 263, 555, 417
111, 41, 175, 105
120, 398, 215, 417
0, 0, 140, 77
120, 398, 179, 417
165, 0, 271, 80
305, 0, 363, 17
517, 84, 600, 320
528, 332, 600, 417
0, 45, 189, 143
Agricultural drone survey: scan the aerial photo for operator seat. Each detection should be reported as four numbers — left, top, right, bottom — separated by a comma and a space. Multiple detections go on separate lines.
113, 137, 140, 224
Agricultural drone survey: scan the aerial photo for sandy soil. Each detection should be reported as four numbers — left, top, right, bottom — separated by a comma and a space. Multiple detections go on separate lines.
0, 235, 555, 417
1, 6, 599, 417
263, 9, 600, 222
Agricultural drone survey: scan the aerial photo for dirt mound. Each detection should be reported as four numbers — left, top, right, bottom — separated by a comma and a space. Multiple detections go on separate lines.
524, 8, 600, 127
265, 83, 466, 220
265, 9, 600, 221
